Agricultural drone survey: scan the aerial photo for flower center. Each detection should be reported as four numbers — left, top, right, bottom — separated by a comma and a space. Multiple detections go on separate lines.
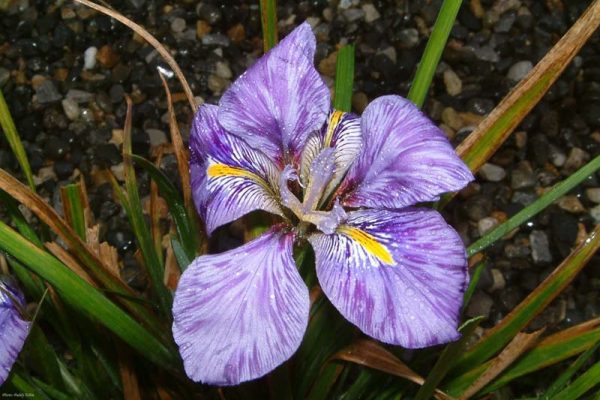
278, 148, 346, 234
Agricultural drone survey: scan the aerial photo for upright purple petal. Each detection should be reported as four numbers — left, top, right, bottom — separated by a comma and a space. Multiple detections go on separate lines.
172, 227, 309, 385
0, 278, 30, 385
219, 22, 330, 164
309, 208, 468, 348
300, 111, 362, 202
342, 96, 473, 209
191, 105, 284, 234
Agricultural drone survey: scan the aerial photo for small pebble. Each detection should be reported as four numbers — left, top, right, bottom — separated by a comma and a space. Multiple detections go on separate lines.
548, 144, 566, 167
507, 60, 533, 81
478, 217, 499, 236
490, 269, 506, 292
466, 292, 494, 318
557, 195, 585, 213
362, 3, 380, 22
585, 188, 600, 204
564, 148, 590, 172
590, 204, 600, 224
84, 46, 98, 70
215, 61, 232, 79
146, 129, 168, 147
398, 28, 419, 48
61, 98, 80, 121
35, 80, 62, 104
171, 17, 186, 33
66, 89, 94, 103
443, 69, 462, 96
530, 230, 552, 264
479, 163, 506, 182
441, 107, 463, 130
511, 162, 536, 189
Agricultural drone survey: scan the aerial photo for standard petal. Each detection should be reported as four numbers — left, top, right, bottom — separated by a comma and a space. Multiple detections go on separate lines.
172, 227, 309, 385
309, 208, 468, 348
190, 105, 284, 235
0, 278, 30, 385
342, 95, 473, 208
219, 22, 330, 164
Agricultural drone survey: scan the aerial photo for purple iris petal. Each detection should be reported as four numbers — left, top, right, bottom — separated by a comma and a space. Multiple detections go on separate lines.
190, 104, 284, 235
300, 111, 362, 199
218, 22, 330, 165
309, 208, 468, 348
172, 227, 309, 385
0, 278, 30, 385
342, 95, 474, 209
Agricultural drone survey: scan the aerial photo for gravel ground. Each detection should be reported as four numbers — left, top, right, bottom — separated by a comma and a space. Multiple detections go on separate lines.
1, 0, 599, 395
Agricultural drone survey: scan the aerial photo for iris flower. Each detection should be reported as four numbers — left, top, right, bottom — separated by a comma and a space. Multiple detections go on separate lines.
0, 276, 30, 385
173, 22, 474, 385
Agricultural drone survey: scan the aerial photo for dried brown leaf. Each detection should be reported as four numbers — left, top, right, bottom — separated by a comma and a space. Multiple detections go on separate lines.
159, 74, 192, 215
461, 329, 545, 399
334, 339, 454, 400
45, 242, 96, 287
456, 0, 600, 173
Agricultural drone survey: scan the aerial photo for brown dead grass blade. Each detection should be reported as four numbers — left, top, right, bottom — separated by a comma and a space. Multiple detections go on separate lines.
334, 339, 454, 400
460, 329, 545, 399
45, 242, 96, 287
159, 73, 192, 214
74, 0, 196, 112
456, 0, 600, 173
117, 342, 143, 400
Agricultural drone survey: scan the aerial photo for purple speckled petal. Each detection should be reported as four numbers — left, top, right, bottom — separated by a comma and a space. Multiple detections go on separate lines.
219, 22, 330, 165
0, 278, 30, 385
309, 208, 468, 348
172, 227, 309, 385
342, 96, 473, 208
190, 105, 284, 235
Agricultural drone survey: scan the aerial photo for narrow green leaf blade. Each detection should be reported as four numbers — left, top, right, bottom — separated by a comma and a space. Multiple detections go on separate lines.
543, 339, 600, 398
447, 225, 600, 391
552, 361, 600, 400
122, 98, 171, 315
468, 155, 600, 256
132, 154, 197, 261
0, 220, 178, 369
60, 184, 87, 241
334, 44, 355, 112
259, 0, 278, 52
0, 88, 35, 190
407, 0, 463, 108
414, 317, 484, 400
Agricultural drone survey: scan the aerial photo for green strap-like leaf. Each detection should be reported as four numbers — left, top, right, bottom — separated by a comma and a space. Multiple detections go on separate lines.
60, 184, 87, 241
334, 44, 355, 112
407, 0, 463, 108
468, 155, 600, 257
121, 98, 172, 315
0, 89, 35, 190
259, 0, 278, 52
132, 154, 197, 262
0, 220, 179, 370
446, 225, 600, 394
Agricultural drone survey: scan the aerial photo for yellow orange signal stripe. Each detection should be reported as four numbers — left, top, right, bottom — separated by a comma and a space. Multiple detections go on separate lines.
206, 163, 272, 193
323, 110, 345, 148
337, 226, 395, 265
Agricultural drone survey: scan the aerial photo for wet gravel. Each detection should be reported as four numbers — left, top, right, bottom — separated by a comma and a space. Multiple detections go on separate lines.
1, 0, 599, 395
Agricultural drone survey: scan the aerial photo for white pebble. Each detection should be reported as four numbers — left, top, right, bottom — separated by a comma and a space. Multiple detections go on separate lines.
83, 47, 97, 70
